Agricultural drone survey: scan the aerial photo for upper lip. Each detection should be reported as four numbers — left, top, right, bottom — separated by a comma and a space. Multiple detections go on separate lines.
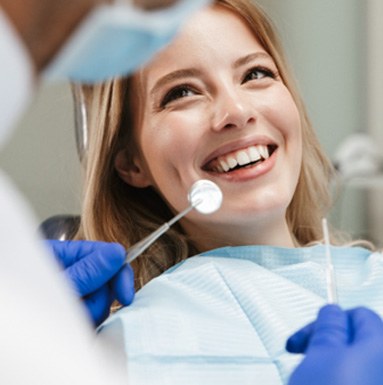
200, 135, 278, 169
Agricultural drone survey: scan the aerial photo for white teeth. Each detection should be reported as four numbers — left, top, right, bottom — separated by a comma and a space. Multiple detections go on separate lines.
248, 146, 261, 162
216, 164, 224, 172
220, 159, 230, 172
227, 156, 237, 169
258, 145, 269, 159
210, 144, 273, 173
237, 150, 250, 166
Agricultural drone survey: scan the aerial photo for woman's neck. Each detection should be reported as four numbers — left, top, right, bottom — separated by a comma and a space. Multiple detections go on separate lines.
184, 215, 296, 253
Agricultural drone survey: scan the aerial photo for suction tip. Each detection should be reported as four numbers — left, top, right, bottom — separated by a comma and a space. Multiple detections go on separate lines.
188, 179, 223, 214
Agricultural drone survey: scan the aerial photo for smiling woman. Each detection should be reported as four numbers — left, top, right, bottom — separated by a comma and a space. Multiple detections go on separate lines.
76, 0, 333, 287
113, 2, 304, 253
73, 0, 383, 384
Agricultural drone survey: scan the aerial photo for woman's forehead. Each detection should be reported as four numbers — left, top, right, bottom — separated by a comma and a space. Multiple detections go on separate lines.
140, 5, 268, 89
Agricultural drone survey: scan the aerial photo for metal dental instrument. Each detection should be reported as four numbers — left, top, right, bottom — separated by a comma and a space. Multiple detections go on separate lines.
322, 218, 338, 304
125, 179, 223, 264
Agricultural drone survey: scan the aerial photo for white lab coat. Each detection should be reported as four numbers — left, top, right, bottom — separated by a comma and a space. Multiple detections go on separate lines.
0, 9, 125, 385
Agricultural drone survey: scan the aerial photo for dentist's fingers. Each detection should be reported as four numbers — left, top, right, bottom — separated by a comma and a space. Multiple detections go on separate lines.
286, 322, 315, 353
308, 305, 349, 350
348, 307, 383, 344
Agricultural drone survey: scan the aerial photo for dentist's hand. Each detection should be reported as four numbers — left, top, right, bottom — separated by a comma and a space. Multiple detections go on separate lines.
47, 240, 135, 326
286, 305, 383, 385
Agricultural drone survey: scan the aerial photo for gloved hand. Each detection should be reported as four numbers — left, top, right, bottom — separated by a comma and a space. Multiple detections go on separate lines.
46, 240, 135, 326
286, 304, 383, 385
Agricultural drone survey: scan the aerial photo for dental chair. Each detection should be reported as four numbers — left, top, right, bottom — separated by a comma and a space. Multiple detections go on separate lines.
39, 85, 87, 240
39, 214, 81, 240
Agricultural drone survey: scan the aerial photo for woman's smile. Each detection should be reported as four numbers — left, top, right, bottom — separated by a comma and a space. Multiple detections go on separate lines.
204, 144, 274, 173
201, 135, 279, 182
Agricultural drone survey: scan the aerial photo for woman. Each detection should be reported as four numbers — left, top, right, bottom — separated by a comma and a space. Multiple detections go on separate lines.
76, 0, 334, 288
75, 0, 383, 383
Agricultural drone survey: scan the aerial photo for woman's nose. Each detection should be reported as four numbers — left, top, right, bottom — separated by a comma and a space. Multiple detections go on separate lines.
211, 88, 255, 132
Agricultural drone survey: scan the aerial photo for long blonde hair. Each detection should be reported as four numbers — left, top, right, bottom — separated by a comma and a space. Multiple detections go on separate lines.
75, 0, 337, 289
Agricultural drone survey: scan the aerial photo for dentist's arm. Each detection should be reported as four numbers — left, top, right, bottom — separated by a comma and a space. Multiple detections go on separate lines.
47, 240, 134, 326
286, 305, 383, 385
0, 0, 104, 72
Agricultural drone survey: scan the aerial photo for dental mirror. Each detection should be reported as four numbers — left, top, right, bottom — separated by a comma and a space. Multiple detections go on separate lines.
188, 179, 223, 214
125, 179, 222, 264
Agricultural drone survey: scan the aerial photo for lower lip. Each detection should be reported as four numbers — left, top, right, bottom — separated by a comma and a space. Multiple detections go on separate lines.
207, 150, 277, 182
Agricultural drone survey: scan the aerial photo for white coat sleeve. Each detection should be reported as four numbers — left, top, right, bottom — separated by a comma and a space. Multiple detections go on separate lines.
0, 8, 126, 385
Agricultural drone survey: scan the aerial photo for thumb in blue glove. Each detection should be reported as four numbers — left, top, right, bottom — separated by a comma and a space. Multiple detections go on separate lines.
286, 304, 383, 385
46, 240, 135, 326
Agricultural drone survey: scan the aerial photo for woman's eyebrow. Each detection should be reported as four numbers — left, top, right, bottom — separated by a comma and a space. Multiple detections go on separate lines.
233, 52, 272, 68
150, 68, 202, 97
149, 53, 272, 97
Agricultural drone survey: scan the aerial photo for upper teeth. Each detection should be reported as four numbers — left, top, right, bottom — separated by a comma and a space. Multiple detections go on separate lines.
210, 145, 270, 173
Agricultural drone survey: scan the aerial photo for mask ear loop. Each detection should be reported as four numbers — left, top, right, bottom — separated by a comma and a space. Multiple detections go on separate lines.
72, 83, 89, 164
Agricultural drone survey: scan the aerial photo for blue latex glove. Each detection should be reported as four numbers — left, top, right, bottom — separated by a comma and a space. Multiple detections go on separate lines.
286, 304, 383, 385
47, 240, 135, 326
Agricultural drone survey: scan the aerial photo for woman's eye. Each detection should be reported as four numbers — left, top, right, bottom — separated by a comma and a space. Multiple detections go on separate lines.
242, 67, 276, 83
160, 86, 196, 107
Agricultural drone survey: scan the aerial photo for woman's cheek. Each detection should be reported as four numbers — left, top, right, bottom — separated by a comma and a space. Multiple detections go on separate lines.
162, 109, 207, 144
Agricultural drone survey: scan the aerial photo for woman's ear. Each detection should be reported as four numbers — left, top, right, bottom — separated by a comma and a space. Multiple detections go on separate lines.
115, 149, 152, 188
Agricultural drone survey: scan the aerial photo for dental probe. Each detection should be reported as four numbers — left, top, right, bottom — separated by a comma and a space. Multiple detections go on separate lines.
322, 218, 338, 304
125, 179, 223, 264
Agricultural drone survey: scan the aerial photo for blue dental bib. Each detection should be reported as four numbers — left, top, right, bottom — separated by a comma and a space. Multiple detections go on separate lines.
99, 245, 383, 385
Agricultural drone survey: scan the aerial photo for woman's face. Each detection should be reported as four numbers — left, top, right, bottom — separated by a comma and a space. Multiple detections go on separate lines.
120, 5, 302, 249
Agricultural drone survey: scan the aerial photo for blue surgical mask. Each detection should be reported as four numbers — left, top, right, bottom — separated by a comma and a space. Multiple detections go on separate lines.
43, 0, 211, 83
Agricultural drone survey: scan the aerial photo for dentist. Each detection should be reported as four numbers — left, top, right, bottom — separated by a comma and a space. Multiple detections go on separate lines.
1, 0, 212, 327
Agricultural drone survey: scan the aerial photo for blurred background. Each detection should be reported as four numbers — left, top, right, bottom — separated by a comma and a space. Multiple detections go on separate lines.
0, 0, 382, 246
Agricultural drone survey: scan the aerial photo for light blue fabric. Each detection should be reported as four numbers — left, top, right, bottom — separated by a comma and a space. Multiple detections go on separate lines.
98, 245, 383, 385
43, 0, 211, 83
